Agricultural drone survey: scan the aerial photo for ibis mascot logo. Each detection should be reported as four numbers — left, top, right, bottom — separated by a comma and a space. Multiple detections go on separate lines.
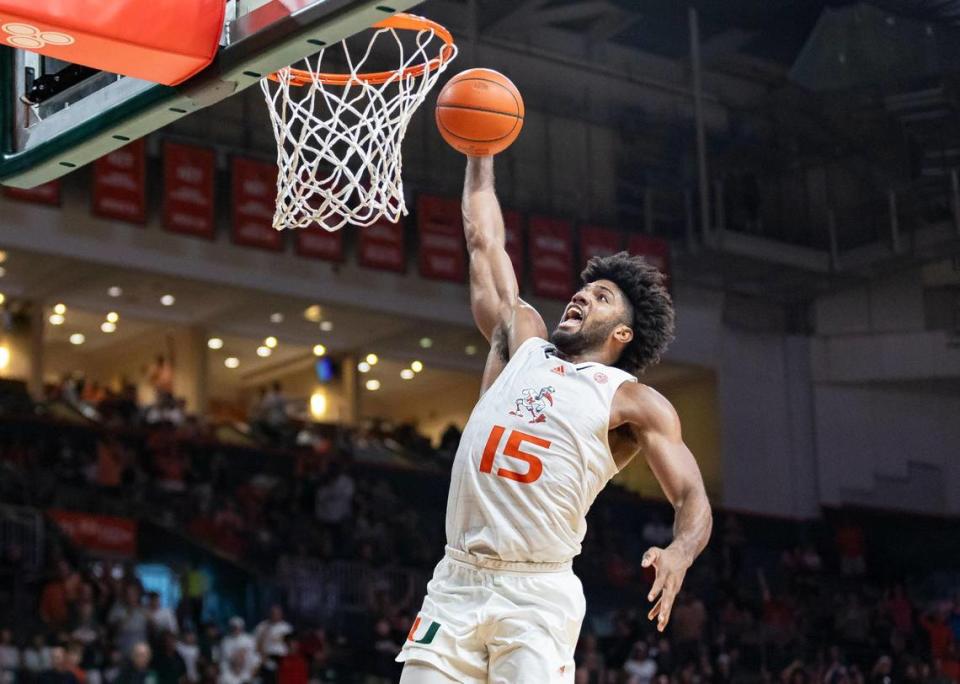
509, 386, 555, 424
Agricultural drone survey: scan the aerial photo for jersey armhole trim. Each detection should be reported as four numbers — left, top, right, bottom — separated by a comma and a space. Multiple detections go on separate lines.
604, 375, 640, 474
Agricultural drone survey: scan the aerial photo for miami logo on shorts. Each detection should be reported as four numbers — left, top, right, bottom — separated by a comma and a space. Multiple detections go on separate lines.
407, 615, 441, 644
508, 386, 555, 423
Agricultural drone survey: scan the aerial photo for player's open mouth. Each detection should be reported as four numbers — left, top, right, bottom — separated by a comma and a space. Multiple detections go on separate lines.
559, 305, 584, 329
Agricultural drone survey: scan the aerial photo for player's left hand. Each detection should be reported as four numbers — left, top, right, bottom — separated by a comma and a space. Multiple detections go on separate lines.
641, 545, 689, 632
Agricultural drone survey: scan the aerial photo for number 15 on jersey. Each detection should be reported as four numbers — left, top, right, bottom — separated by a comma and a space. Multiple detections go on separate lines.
479, 425, 551, 484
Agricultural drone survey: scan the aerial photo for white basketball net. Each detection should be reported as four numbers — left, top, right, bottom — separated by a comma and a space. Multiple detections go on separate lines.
261, 20, 456, 232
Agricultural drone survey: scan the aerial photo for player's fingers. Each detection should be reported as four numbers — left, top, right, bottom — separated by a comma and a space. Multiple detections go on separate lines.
641, 547, 662, 568
657, 583, 679, 632
647, 598, 661, 621
647, 571, 666, 603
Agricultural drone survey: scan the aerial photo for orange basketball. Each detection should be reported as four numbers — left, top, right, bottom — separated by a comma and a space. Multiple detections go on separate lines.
435, 68, 524, 156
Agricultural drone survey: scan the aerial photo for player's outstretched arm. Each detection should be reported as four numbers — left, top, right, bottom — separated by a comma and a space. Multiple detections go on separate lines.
612, 383, 713, 632
463, 156, 546, 354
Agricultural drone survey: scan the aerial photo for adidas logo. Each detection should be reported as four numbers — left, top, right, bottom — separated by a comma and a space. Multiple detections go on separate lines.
550, 365, 565, 375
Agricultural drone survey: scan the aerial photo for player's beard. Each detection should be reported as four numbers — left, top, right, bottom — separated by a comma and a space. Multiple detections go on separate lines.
550, 318, 618, 358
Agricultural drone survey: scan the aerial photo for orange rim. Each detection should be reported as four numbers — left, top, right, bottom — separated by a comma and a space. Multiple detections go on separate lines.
268, 13, 455, 87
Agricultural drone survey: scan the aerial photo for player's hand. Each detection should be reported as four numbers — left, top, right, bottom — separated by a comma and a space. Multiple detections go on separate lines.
642, 545, 689, 632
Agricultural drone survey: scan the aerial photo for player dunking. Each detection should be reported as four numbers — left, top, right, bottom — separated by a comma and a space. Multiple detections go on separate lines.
397, 156, 713, 683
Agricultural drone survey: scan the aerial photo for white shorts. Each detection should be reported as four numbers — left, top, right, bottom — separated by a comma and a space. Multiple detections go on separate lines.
396, 547, 586, 684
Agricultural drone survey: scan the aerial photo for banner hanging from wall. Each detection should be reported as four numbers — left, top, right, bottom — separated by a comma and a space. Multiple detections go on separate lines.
296, 225, 344, 262
628, 234, 672, 287
502, 209, 525, 284
232, 157, 283, 251
93, 139, 147, 224
48, 509, 138, 558
163, 142, 215, 238
4, 180, 61, 206
579, 224, 623, 264
417, 195, 465, 282
359, 216, 405, 272
529, 215, 574, 300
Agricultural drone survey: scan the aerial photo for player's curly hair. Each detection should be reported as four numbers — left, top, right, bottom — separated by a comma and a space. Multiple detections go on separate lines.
580, 251, 675, 376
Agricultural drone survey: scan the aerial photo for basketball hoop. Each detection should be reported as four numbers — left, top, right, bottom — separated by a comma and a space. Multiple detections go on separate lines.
261, 13, 456, 232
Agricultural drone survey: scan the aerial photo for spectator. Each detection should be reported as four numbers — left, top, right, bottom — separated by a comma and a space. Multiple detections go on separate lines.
115, 644, 153, 684
253, 606, 291, 683
23, 635, 53, 676
0, 629, 20, 684
145, 594, 178, 641
217, 650, 256, 684
275, 636, 307, 684
107, 585, 149, 657
64, 643, 86, 684
622, 641, 657, 684
671, 591, 708, 664
836, 517, 867, 577
950, 591, 960, 644
313, 463, 354, 549
151, 633, 186, 684
39, 562, 76, 631
921, 605, 955, 661
886, 584, 915, 637
174, 633, 199, 684
219, 620, 256, 672
367, 619, 400, 684
38, 648, 77, 684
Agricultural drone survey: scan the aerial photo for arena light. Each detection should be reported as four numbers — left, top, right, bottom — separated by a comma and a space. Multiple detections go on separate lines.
0, 267, 6, 278
465, 344, 477, 356
270, 312, 284, 324
256, 345, 272, 358
0, 293, 5, 306
365, 353, 378, 365
319, 320, 334, 332
108, 286, 122, 298
313, 344, 326, 357
0, 346, 8, 370
106, 312, 119, 323
365, 379, 381, 391
265, 336, 278, 349
400, 369, 414, 380
48, 313, 64, 326
419, 337, 432, 348
411, 360, 423, 373
207, 338, 224, 350
53, 303, 66, 315
310, 391, 327, 419
224, 357, 240, 369
303, 304, 323, 322
69, 333, 85, 345
358, 361, 371, 373
100, 321, 116, 333
0, 251, 7, 264
160, 294, 175, 306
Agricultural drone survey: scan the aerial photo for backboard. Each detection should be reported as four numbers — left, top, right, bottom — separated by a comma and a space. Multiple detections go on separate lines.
0, 0, 421, 188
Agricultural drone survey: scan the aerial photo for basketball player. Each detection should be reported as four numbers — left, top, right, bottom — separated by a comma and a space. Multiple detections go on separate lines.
397, 156, 713, 683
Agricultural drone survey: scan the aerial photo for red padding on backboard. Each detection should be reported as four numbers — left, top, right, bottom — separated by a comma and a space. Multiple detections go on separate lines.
0, 0, 225, 85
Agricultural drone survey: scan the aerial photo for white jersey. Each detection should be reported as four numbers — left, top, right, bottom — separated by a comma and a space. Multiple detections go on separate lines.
446, 336, 637, 563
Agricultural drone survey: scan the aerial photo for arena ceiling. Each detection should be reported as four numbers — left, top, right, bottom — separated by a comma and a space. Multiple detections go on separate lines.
468, 0, 960, 66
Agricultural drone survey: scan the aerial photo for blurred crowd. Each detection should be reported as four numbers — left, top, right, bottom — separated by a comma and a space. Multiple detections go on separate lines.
1, 381, 960, 682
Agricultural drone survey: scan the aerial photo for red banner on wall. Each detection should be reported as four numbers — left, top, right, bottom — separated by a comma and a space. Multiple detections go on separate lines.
4, 181, 61, 206
417, 194, 465, 282
163, 142, 215, 238
48, 510, 137, 558
580, 225, 623, 264
232, 157, 283, 251
502, 209, 525, 284
529, 216, 574, 300
93, 139, 146, 223
296, 226, 344, 262
628, 234, 672, 287
359, 216, 405, 272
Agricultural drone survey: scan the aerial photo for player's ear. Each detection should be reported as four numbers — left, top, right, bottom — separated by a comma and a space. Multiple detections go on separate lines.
614, 324, 633, 345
